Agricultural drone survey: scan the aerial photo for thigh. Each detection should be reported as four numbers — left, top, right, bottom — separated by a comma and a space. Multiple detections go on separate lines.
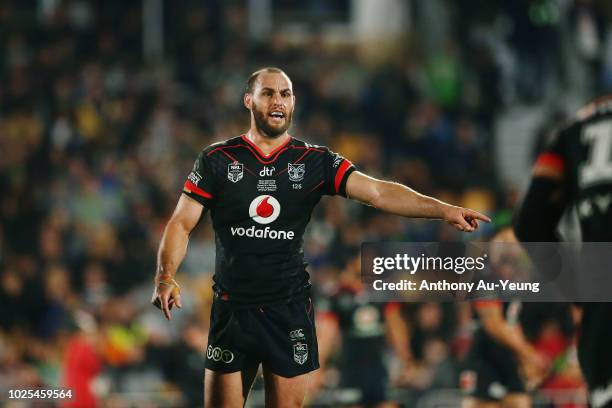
204, 366, 259, 408
262, 366, 310, 408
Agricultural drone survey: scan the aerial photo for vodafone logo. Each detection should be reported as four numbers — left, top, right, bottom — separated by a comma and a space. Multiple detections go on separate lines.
230, 195, 292, 240
249, 195, 281, 224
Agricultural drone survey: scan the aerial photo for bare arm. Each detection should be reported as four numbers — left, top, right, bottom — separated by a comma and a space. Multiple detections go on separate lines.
345, 171, 490, 232
152, 194, 204, 320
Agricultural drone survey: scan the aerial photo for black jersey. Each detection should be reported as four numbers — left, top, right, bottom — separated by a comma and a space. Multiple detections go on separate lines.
182, 135, 355, 305
535, 98, 612, 395
536, 98, 612, 241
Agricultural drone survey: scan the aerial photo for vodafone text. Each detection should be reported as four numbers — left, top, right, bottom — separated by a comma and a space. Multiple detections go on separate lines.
230, 226, 295, 240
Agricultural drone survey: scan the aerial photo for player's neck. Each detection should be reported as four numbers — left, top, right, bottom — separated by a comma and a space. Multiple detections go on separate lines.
245, 129, 290, 156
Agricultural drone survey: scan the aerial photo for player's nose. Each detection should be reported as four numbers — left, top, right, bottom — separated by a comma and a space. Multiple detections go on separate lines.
271, 92, 283, 105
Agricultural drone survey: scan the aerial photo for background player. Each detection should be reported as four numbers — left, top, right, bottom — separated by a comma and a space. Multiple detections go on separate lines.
515, 96, 612, 408
314, 250, 411, 408
151, 67, 490, 407
461, 228, 549, 408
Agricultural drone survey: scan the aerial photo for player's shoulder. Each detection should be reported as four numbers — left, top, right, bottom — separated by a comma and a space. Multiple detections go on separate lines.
289, 136, 330, 152
564, 95, 612, 132
546, 97, 612, 148
544, 109, 589, 148
200, 135, 244, 156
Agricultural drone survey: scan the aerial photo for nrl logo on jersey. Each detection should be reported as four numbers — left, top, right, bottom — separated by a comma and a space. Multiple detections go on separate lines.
228, 162, 244, 183
288, 163, 305, 182
188, 171, 202, 185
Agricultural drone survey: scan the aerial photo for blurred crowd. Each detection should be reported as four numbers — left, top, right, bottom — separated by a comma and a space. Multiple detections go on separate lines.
1, 0, 609, 406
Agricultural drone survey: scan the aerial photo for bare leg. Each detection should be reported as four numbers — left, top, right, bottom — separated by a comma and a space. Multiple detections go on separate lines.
262, 366, 310, 408
204, 366, 259, 408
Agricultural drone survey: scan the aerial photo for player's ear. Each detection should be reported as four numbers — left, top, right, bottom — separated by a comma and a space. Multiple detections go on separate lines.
244, 93, 252, 110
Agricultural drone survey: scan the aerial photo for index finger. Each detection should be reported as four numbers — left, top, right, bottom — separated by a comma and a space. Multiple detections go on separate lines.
160, 294, 172, 320
466, 210, 491, 223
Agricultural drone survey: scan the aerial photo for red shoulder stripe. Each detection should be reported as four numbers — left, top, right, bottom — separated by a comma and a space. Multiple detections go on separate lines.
184, 180, 213, 199
535, 153, 565, 173
334, 159, 352, 193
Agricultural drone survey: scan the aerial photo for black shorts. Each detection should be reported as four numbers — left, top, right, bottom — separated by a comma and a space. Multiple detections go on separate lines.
205, 296, 319, 378
460, 330, 525, 401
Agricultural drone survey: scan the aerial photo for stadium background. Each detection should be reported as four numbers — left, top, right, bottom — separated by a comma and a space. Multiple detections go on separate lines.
1, 0, 610, 406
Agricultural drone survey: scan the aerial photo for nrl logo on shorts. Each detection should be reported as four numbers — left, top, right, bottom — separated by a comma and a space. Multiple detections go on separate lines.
293, 342, 308, 365
228, 162, 244, 183
288, 163, 305, 182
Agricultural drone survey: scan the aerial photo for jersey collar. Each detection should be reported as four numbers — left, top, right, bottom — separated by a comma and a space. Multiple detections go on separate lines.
241, 133, 293, 159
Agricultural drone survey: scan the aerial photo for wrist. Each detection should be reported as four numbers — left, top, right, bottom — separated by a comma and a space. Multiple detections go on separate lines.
157, 277, 181, 292
155, 272, 174, 284
440, 204, 455, 220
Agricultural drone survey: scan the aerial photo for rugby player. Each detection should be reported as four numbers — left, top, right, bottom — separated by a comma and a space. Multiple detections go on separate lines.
461, 228, 549, 408
315, 251, 411, 407
515, 96, 612, 407
151, 67, 490, 407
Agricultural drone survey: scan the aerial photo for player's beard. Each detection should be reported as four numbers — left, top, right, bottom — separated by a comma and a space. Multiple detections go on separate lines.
251, 102, 293, 138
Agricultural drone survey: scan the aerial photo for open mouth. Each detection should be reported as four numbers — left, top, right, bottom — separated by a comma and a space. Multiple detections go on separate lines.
268, 111, 285, 122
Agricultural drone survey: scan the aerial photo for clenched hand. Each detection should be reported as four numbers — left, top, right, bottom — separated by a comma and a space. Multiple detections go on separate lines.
151, 278, 183, 320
